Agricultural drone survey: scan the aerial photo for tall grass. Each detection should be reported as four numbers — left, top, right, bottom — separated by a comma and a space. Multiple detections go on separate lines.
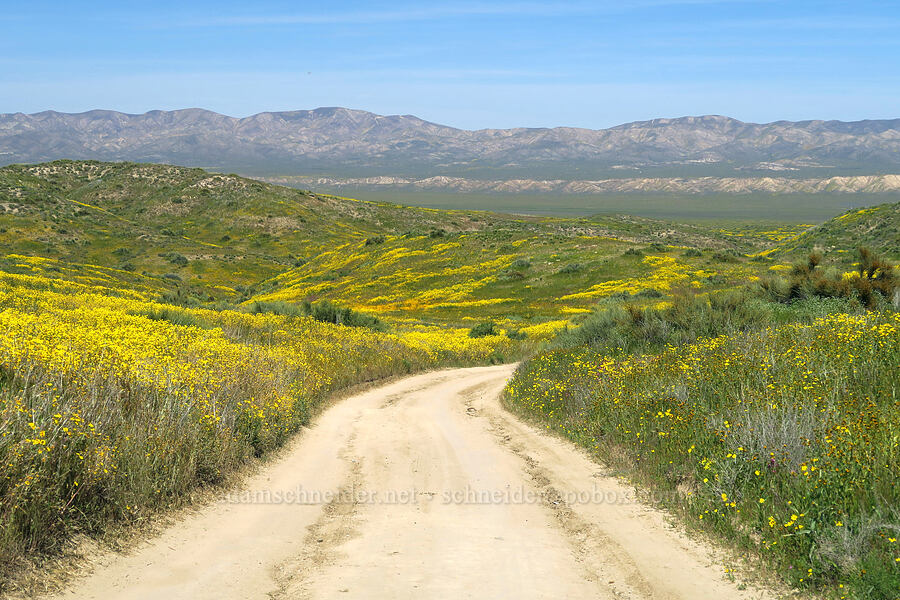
504, 249, 900, 598
505, 312, 899, 598
0, 277, 524, 589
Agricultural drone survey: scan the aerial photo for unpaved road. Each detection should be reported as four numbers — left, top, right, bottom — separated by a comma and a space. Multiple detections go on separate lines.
49, 365, 775, 600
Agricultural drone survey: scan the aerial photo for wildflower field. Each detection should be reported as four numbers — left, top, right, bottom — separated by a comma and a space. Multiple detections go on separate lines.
505, 309, 900, 598
0, 264, 531, 577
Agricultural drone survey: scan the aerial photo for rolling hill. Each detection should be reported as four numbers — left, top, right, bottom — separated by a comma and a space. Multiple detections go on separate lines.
1, 160, 794, 322
770, 201, 900, 261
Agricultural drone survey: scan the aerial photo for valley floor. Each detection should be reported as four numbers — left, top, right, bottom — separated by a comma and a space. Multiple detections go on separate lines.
41, 366, 776, 600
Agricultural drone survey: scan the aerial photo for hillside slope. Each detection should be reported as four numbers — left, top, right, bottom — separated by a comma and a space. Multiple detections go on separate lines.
1, 161, 785, 316
771, 202, 900, 260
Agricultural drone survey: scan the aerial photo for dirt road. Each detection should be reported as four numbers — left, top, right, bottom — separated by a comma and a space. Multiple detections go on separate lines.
49, 365, 775, 599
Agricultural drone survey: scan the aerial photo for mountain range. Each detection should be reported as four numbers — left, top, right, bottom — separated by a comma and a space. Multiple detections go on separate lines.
1, 108, 899, 181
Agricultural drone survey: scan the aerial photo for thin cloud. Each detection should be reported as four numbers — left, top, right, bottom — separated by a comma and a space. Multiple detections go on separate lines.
204, 4, 592, 26
193, 0, 775, 27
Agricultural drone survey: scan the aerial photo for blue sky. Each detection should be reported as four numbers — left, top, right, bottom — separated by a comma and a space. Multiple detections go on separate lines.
1, 1, 898, 129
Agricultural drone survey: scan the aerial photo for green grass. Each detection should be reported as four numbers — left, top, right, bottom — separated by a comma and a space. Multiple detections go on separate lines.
311, 189, 891, 223
503, 255, 900, 599
770, 202, 900, 262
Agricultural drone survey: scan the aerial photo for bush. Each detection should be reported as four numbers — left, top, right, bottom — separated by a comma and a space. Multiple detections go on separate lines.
711, 251, 740, 263
365, 235, 386, 246
761, 247, 897, 309
558, 263, 583, 274
248, 300, 304, 317
682, 248, 703, 257
308, 300, 384, 330
623, 247, 643, 257
160, 252, 189, 267
498, 270, 525, 282
131, 306, 206, 328
469, 321, 499, 338
506, 329, 528, 340
511, 258, 531, 269
556, 288, 776, 355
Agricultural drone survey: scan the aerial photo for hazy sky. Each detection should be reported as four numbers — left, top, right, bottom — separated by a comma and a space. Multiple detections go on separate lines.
2, 1, 898, 129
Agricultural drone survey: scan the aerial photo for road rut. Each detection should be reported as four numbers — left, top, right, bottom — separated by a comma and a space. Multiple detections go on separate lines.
48, 365, 775, 600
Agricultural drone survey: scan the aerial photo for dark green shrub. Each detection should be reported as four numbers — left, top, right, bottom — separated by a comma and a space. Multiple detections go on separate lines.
711, 251, 740, 263
131, 307, 205, 328
761, 247, 897, 309
469, 321, 499, 338
506, 329, 528, 340
248, 300, 304, 317
308, 300, 384, 330
160, 252, 189, 267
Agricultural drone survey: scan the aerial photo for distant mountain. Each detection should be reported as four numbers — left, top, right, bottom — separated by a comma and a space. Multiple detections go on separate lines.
1, 108, 899, 179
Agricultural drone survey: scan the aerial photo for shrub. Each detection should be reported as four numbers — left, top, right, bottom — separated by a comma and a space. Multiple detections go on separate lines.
248, 300, 304, 317
711, 251, 740, 263
623, 247, 643, 257
365, 235, 386, 246
498, 270, 525, 282
160, 252, 189, 267
307, 300, 384, 331
506, 329, 528, 340
555, 288, 776, 355
682, 248, 703, 258
511, 258, 531, 269
131, 306, 205, 328
761, 247, 897, 309
469, 321, 499, 338
558, 263, 583, 274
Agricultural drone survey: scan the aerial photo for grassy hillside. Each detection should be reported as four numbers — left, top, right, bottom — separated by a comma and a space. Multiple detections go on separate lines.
506, 307, 899, 598
0, 256, 547, 588
2, 160, 791, 323
255, 228, 775, 323
769, 202, 900, 262
0, 160, 479, 297
503, 242, 899, 599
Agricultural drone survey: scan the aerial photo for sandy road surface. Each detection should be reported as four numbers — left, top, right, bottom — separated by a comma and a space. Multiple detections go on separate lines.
48, 365, 775, 600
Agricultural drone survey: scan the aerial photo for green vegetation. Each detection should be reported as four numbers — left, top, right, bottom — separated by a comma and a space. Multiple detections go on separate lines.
504, 250, 900, 599
770, 202, 900, 261
324, 189, 890, 222
468, 321, 499, 338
